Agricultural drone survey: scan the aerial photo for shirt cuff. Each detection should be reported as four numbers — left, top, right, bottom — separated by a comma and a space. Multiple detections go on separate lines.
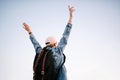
29, 33, 34, 37
67, 23, 72, 28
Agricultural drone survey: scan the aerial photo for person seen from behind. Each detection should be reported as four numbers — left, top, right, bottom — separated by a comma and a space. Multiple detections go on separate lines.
23, 5, 75, 80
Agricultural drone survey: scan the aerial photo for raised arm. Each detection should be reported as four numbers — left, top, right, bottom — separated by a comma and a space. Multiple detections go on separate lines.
23, 22, 42, 54
57, 6, 75, 51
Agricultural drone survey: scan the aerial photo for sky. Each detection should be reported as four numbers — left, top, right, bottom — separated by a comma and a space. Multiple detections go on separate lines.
0, 0, 120, 80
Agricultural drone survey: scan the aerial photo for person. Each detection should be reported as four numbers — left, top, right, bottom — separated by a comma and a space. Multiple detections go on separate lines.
23, 5, 75, 80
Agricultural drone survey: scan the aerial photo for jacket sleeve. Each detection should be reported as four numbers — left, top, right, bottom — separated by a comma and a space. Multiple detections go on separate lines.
57, 23, 72, 51
29, 34, 42, 54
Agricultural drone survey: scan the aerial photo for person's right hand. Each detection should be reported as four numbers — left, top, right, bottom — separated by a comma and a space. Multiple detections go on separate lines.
68, 5, 75, 17
23, 22, 31, 33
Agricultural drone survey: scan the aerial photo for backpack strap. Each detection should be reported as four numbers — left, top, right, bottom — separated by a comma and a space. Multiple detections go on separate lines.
33, 47, 47, 71
33, 49, 44, 71
41, 51, 49, 80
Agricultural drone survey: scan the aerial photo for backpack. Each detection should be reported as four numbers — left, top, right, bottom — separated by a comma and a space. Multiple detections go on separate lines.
33, 46, 66, 80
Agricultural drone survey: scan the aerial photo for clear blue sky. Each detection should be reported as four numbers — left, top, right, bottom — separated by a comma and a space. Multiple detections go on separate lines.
0, 0, 120, 80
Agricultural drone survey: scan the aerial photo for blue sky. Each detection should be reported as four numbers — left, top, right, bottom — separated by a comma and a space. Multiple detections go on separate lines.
0, 0, 120, 80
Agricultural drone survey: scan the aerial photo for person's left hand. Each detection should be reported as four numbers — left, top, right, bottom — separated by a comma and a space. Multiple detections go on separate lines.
23, 22, 31, 33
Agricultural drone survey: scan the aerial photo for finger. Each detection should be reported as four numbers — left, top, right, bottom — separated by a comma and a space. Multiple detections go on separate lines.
23, 23, 25, 28
71, 6, 74, 9
23, 22, 28, 27
73, 9, 75, 12
68, 5, 70, 8
23, 22, 26, 26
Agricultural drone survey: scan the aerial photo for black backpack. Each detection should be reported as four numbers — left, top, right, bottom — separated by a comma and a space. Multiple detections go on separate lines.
33, 46, 66, 80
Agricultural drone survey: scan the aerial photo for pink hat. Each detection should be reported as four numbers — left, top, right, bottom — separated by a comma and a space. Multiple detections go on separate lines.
45, 36, 57, 45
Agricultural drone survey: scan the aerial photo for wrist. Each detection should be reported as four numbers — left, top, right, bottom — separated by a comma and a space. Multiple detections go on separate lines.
69, 13, 72, 17
28, 31, 32, 34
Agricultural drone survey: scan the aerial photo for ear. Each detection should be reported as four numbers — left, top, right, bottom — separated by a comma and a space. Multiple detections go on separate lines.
51, 43, 56, 48
54, 42, 57, 46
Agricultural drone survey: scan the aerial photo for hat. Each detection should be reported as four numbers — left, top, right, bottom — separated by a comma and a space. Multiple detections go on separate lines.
45, 36, 57, 45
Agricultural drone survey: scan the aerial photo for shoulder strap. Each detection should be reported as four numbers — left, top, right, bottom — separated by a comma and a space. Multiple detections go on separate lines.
33, 47, 47, 71
41, 51, 49, 80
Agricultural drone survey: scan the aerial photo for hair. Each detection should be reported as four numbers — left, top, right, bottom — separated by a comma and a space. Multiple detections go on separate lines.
45, 42, 50, 45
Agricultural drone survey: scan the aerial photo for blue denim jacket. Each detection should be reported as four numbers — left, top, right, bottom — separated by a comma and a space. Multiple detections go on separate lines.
30, 23, 72, 80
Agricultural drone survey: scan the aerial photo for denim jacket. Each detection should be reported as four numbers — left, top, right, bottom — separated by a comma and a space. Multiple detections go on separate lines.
29, 23, 72, 80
